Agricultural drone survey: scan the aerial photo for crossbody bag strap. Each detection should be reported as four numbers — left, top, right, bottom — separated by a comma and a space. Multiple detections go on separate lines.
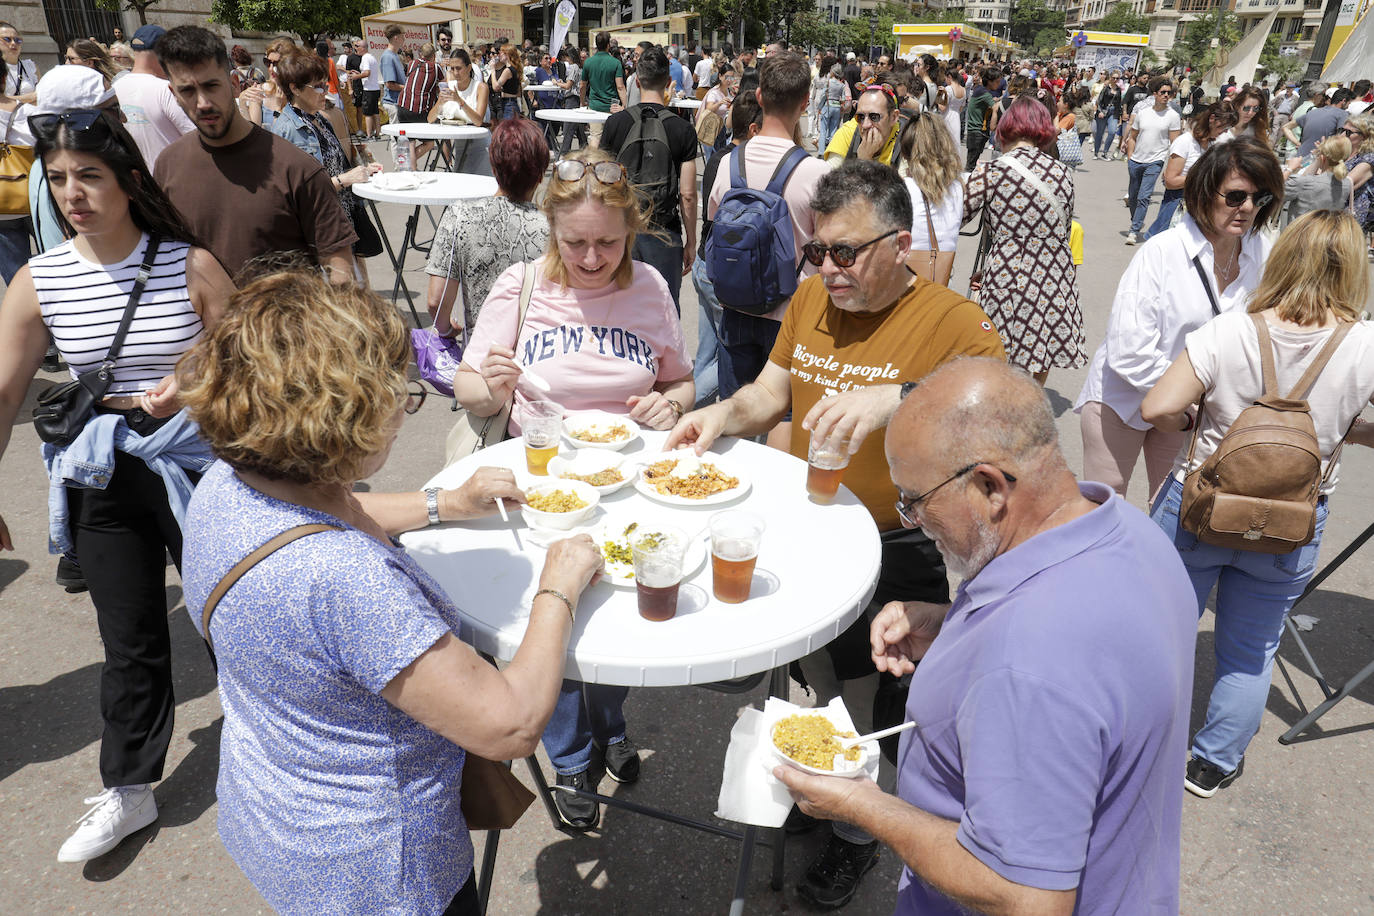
1190, 255, 1221, 317
201, 523, 340, 650
924, 198, 938, 268
101, 236, 162, 370
476, 261, 537, 447
999, 153, 1067, 231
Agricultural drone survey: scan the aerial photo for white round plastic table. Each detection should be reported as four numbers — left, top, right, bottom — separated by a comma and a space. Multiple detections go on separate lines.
353, 173, 498, 324
535, 106, 611, 124
401, 430, 881, 687
380, 121, 489, 142
671, 98, 703, 109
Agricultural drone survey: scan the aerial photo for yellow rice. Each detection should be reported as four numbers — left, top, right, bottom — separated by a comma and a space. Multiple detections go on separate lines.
772, 714, 860, 770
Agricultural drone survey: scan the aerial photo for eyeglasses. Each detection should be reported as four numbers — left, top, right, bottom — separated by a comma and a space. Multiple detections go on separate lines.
554, 159, 628, 185
404, 382, 428, 415
801, 228, 899, 268
1217, 189, 1274, 209
28, 108, 110, 140
0, 36, 22, 45
894, 462, 1018, 526
309, 81, 328, 93
1240, 104, 1258, 112
1157, 89, 1174, 96
854, 111, 890, 124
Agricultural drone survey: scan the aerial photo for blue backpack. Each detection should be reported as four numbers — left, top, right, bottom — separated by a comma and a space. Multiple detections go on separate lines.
705, 140, 810, 315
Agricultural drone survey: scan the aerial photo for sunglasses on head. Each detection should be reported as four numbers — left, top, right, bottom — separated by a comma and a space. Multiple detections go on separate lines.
801, 228, 899, 268
29, 108, 111, 141
1217, 189, 1273, 208
554, 159, 627, 185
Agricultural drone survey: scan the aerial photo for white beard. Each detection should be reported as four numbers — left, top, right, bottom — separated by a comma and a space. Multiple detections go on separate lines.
934, 514, 999, 581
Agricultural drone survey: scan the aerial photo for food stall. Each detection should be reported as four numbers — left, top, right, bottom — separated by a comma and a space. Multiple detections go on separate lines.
892, 23, 1018, 63
359, 0, 526, 55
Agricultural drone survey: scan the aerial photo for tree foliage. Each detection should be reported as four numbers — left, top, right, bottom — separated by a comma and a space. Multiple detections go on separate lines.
1009, 0, 1065, 48
1096, 2, 1148, 35
1166, 8, 1239, 74
1259, 32, 1304, 84
94, 0, 161, 27
209, 0, 382, 43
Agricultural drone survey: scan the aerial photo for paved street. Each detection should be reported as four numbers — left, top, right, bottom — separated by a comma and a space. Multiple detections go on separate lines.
2, 143, 1373, 915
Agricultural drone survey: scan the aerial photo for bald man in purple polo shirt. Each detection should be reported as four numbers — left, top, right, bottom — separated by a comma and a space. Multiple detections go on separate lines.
776, 358, 1196, 916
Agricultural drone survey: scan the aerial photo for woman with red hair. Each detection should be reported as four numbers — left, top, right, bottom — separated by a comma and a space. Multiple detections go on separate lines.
963, 94, 1085, 386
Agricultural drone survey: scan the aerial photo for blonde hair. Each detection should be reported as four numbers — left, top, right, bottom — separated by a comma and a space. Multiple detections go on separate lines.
900, 111, 961, 207
1346, 113, 1374, 156
178, 271, 410, 486
1248, 210, 1370, 326
1315, 134, 1351, 180
541, 147, 650, 290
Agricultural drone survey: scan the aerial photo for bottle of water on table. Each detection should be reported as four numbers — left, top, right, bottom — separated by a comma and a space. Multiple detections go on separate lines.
394, 129, 412, 171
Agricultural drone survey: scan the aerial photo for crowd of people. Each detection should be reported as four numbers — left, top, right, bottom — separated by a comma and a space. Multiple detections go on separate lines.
1, 15, 1373, 916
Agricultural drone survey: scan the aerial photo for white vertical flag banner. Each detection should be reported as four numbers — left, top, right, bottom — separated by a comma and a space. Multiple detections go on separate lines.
552, 1, 577, 53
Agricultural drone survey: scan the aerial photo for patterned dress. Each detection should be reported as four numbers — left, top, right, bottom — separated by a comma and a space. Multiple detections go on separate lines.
425, 196, 549, 334
964, 145, 1087, 373
1349, 151, 1374, 227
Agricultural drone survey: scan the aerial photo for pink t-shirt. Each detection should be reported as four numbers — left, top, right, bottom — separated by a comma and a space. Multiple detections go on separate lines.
707, 135, 831, 321
462, 259, 694, 435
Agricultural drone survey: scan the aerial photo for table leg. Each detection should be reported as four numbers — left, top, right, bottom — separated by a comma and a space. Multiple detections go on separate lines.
456, 138, 471, 172
728, 825, 758, 916
372, 199, 423, 326
523, 754, 563, 827
476, 829, 500, 915
767, 665, 789, 890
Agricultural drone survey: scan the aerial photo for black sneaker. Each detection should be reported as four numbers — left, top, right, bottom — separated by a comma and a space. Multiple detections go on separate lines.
56, 554, 88, 594
600, 737, 640, 784
1184, 755, 1241, 798
797, 835, 880, 910
784, 804, 821, 835
553, 770, 599, 831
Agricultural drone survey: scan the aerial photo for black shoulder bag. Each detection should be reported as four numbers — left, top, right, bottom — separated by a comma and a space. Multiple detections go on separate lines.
34, 236, 162, 446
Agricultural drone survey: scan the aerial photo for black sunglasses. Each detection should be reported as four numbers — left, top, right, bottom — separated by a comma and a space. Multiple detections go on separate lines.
895, 462, 1017, 525
1217, 189, 1274, 209
29, 108, 110, 140
854, 111, 888, 124
802, 228, 899, 268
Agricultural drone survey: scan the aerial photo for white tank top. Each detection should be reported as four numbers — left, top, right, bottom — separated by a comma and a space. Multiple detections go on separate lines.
438, 76, 484, 123
30, 235, 203, 397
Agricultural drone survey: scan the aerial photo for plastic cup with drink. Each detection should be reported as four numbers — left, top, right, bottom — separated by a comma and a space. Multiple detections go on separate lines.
806, 430, 851, 504
522, 400, 563, 475
631, 527, 689, 621
708, 511, 764, 604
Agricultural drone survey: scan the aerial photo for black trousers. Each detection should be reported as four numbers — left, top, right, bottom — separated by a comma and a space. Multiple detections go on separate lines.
442, 874, 479, 915
67, 412, 193, 787
965, 128, 991, 171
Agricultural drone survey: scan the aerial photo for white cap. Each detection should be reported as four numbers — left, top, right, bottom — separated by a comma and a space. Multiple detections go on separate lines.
32, 65, 117, 115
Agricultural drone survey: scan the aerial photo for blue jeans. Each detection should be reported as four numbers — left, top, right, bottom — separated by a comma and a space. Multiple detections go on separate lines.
690, 257, 722, 407
632, 231, 683, 314
1150, 477, 1327, 772
1147, 188, 1185, 239
717, 308, 782, 401
1093, 115, 1119, 156
1127, 158, 1163, 233
0, 217, 33, 286
494, 97, 520, 121
819, 104, 842, 151
541, 680, 630, 775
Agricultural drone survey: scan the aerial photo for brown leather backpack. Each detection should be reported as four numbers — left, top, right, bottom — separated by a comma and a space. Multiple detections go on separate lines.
1178, 314, 1353, 555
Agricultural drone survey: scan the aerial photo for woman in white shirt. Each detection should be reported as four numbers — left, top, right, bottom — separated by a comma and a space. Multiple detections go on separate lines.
1075, 138, 1282, 498
0, 20, 39, 104
899, 111, 962, 286
1146, 102, 1237, 238
1141, 209, 1374, 799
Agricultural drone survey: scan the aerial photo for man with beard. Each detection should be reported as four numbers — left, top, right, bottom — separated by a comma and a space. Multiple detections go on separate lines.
153, 26, 357, 283
775, 358, 1196, 916
668, 161, 1004, 909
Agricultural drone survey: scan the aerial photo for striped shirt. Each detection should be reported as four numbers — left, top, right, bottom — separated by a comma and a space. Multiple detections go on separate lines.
30, 235, 203, 397
398, 59, 441, 115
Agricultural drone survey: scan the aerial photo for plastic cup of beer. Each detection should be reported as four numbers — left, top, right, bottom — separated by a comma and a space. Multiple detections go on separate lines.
708, 511, 764, 604
807, 431, 851, 504
631, 527, 689, 621
522, 400, 562, 475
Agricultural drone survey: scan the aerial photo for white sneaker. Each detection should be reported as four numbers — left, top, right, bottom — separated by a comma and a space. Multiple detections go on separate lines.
57, 785, 158, 862
1125, 231, 1142, 246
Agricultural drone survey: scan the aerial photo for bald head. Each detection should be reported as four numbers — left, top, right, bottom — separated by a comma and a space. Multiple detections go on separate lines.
888, 358, 1059, 473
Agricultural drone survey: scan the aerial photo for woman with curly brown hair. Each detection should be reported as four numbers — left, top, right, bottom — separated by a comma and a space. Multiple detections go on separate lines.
1226, 86, 1270, 146
179, 270, 604, 915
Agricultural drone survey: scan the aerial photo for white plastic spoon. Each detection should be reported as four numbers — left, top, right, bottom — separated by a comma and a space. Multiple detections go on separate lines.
838, 720, 917, 749
523, 366, 553, 393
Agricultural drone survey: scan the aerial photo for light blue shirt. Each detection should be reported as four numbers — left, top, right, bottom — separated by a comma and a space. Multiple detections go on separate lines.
381, 49, 406, 104
28, 160, 65, 253
43, 410, 214, 554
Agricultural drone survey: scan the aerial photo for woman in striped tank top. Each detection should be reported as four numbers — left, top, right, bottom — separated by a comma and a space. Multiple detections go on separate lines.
0, 102, 233, 863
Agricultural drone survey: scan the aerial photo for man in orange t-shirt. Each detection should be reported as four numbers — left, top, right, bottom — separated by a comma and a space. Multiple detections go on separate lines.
668, 160, 1004, 910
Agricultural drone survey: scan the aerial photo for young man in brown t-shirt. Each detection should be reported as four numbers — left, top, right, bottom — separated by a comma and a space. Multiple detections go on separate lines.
152, 25, 357, 284
668, 160, 1004, 910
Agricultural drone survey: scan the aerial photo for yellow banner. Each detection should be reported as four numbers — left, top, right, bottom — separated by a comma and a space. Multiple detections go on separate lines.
465, 1, 524, 46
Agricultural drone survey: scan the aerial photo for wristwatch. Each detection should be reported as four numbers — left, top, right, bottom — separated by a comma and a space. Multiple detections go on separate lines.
424, 487, 442, 526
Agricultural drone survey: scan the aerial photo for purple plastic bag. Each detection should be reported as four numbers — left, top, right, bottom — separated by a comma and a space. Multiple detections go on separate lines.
410, 327, 463, 397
